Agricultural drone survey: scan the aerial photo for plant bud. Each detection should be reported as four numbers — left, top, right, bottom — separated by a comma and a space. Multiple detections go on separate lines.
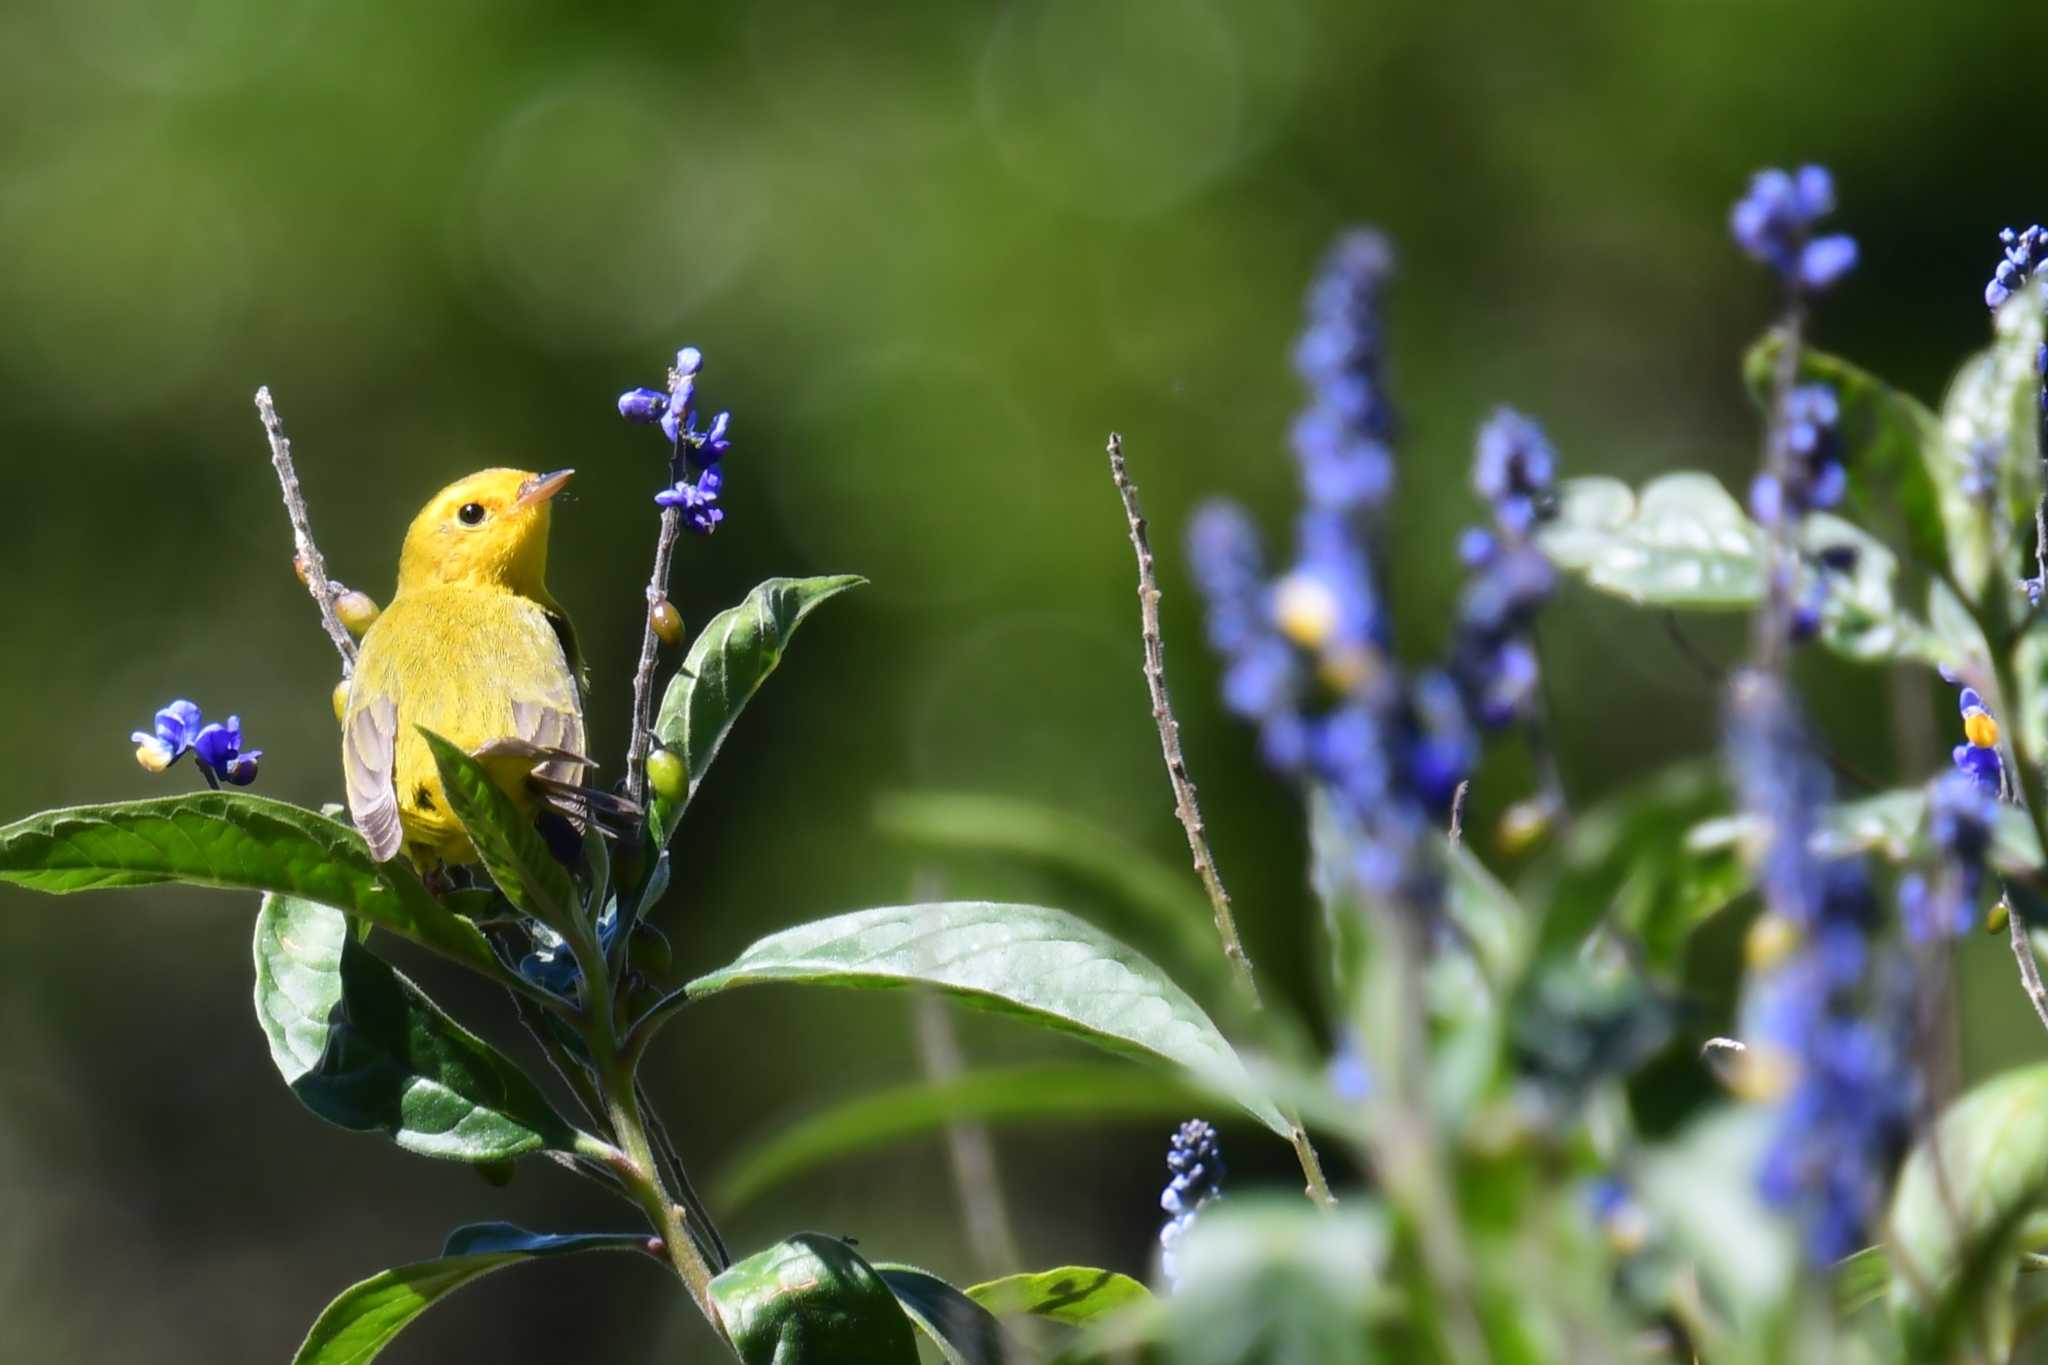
647, 747, 687, 803
1495, 797, 1554, 855
331, 679, 351, 724
650, 598, 684, 647
336, 590, 381, 636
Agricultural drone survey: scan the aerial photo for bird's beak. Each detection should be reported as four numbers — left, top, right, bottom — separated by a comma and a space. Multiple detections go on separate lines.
516, 468, 575, 509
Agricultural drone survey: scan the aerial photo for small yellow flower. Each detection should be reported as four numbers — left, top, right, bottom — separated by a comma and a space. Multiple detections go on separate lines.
1745, 912, 1801, 971
1273, 572, 1341, 650
1964, 708, 1999, 749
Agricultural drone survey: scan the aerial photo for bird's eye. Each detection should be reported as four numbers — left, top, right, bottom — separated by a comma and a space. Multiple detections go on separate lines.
458, 503, 487, 526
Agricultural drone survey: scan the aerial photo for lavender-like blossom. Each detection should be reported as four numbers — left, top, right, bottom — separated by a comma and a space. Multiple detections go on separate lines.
1985, 225, 2047, 310
1730, 166, 1859, 294
1157, 1119, 1225, 1290
620, 346, 733, 524
1750, 384, 1846, 528
1453, 409, 1559, 730
1898, 771, 1995, 942
132, 700, 203, 773
192, 715, 261, 787
655, 465, 725, 536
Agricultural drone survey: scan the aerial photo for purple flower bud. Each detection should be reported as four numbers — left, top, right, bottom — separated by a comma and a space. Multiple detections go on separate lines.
193, 715, 262, 786
617, 388, 668, 424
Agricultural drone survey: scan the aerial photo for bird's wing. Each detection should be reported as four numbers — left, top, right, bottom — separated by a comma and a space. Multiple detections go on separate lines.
343, 693, 403, 862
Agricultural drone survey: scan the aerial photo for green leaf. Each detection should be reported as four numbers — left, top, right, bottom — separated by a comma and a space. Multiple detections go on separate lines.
1537, 473, 1932, 661
878, 1266, 1008, 1365
291, 1224, 644, 1365
1687, 786, 2042, 878
1157, 1199, 1384, 1365
967, 1268, 1152, 1325
1940, 294, 2046, 597
1742, 333, 1950, 577
1636, 1106, 1796, 1323
0, 793, 500, 976
716, 1062, 1211, 1208
253, 894, 579, 1162
873, 788, 1223, 987
1837, 1244, 1889, 1317
651, 575, 865, 841
1889, 1063, 2048, 1359
710, 1234, 920, 1365
689, 901, 1288, 1137
421, 729, 577, 928
1527, 762, 1742, 970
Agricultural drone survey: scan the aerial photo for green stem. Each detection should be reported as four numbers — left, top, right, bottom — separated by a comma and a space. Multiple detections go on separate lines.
1982, 610, 2048, 1039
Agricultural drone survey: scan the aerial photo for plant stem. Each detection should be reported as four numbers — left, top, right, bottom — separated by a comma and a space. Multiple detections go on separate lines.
1106, 432, 1337, 1210
255, 387, 359, 675
624, 505, 683, 820
1986, 619, 2048, 1038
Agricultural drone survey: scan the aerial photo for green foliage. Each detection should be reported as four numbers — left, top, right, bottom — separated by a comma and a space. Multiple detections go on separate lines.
688, 900, 1290, 1136
716, 1061, 1211, 1208
649, 574, 866, 843
876, 1265, 1009, 1365
0, 793, 502, 974
252, 895, 579, 1162
291, 1224, 646, 1365
709, 1235, 920, 1365
1538, 473, 1933, 661
1151, 1200, 1385, 1365
422, 729, 578, 929
1888, 1064, 2048, 1360
967, 1267, 1152, 1325
1941, 296, 2047, 588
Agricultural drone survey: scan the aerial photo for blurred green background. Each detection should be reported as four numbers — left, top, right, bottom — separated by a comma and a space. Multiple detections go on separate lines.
3, 0, 2045, 1359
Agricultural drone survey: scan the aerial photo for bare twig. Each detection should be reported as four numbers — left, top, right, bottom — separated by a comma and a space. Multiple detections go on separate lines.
1447, 781, 1469, 846
2009, 904, 2048, 1035
257, 388, 359, 674
1106, 432, 1336, 1209
624, 505, 684, 817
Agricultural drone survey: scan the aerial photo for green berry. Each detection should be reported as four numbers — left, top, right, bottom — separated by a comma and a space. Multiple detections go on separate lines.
647, 747, 687, 803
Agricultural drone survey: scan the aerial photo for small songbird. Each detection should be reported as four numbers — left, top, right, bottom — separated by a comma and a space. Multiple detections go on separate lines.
343, 468, 591, 869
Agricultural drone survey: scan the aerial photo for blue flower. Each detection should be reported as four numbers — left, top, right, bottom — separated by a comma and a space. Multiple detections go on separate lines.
1986, 225, 2047, 310
1731, 166, 1858, 294
1289, 230, 1398, 513
1750, 384, 1846, 527
617, 387, 668, 424
132, 700, 203, 773
1158, 1119, 1225, 1290
1951, 683, 2004, 794
655, 466, 725, 535
1471, 408, 1557, 537
1900, 770, 1996, 942
192, 715, 261, 786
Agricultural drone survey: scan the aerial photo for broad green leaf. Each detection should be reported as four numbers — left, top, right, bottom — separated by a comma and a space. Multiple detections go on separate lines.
1636, 1106, 1796, 1323
1941, 294, 2046, 595
651, 574, 865, 841
716, 1061, 1211, 1208
1688, 786, 2041, 877
710, 1234, 920, 1365
689, 901, 1288, 1136
1157, 1200, 1384, 1365
1742, 333, 1950, 578
253, 895, 578, 1162
878, 1266, 1007, 1365
1537, 473, 1932, 661
0, 794, 499, 976
1889, 1063, 2048, 1359
1527, 762, 1742, 970
292, 1224, 644, 1365
873, 789, 1222, 986
968, 1268, 1152, 1326
421, 729, 577, 928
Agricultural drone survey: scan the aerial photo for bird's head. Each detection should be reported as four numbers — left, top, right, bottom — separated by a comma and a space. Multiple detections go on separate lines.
397, 467, 574, 596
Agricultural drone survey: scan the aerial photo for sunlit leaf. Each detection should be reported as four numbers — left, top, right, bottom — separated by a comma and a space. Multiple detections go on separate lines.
689, 901, 1288, 1136
1889, 1063, 2048, 1360
1940, 295, 2046, 597
716, 1062, 1212, 1209
253, 894, 579, 1162
650, 574, 865, 842
291, 1224, 644, 1365
967, 1267, 1152, 1326
1155, 1199, 1384, 1365
710, 1234, 920, 1365
0, 793, 499, 975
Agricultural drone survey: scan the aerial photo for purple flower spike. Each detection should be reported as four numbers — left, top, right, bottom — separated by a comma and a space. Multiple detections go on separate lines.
1731, 164, 1857, 294
193, 715, 261, 786
132, 699, 203, 772
655, 466, 725, 535
700, 411, 733, 464
617, 388, 668, 424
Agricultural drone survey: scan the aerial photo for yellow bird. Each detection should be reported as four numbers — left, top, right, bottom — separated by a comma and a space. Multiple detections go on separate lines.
342, 468, 588, 869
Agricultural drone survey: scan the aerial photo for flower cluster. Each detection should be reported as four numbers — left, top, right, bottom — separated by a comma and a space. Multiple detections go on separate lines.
1899, 771, 1996, 942
1157, 1119, 1225, 1290
1951, 682, 2003, 794
1452, 410, 1558, 729
132, 700, 261, 787
1985, 224, 2047, 311
1729, 166, 1858, 294
619, 347, 733, 535
1725, 672, 1913, 1264
1749, 384, 1846, 528
1189, 232, 1478, 907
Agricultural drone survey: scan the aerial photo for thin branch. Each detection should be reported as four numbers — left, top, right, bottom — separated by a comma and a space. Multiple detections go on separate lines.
914, 992, 1024, 1279
2010, 903, 2048, 1035
1106, 432, 1336, 1210
624, 505, 684, 819
255, 387, 358, 675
